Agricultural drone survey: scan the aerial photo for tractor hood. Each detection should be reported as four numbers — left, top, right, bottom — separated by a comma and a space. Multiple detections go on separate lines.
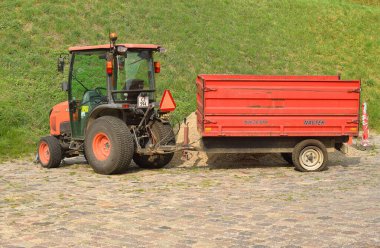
50, 101, 70, 136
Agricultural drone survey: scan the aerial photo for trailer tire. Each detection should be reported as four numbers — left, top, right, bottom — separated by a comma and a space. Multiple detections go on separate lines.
133, 121, 175, 169
281, 153, 293, 164
85, 116, 134, 175
292, 139, 328, 172
38, 136, 62, 168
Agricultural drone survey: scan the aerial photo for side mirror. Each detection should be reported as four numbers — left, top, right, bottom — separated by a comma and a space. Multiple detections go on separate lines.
61, 81, 68, 91
57, 57, 65, 73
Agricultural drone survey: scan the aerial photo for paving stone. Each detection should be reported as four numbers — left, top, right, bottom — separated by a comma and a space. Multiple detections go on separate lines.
0, 136, 379, 247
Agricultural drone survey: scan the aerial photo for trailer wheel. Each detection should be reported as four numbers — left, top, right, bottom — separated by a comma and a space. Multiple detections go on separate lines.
38, 136, 62, 168
133, 121, 175, 169
84, 116, 134, 175
281, 153, 293, 164
292, 139, 328, 172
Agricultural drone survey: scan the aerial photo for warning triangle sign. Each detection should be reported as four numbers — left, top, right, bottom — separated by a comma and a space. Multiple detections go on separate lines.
160, 90, 176, 112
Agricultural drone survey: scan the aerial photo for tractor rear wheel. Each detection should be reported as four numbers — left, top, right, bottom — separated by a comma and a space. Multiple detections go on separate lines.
133, 121, 175, 169
38, 136, 62, 168
84, 116, 134, 175
292, 139, 328, 172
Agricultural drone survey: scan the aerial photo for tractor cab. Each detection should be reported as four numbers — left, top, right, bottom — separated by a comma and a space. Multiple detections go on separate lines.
38, 33, 178, 175
66, 41, 164, 139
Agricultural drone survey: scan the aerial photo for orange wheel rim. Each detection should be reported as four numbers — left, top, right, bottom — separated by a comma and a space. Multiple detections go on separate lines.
39, 141, 50, 165
92, 132, 111, 161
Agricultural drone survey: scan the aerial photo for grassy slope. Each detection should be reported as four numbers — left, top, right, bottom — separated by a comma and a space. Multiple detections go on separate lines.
0, 0, 379, 158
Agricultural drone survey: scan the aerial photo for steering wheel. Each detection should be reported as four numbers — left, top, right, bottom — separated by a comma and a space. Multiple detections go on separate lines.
94, 87, 107, 96
79, 87, 107, 107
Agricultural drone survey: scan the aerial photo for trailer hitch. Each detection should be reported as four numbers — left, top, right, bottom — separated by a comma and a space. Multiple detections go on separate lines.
136, 144, 196, 155
133, 116, 197, 156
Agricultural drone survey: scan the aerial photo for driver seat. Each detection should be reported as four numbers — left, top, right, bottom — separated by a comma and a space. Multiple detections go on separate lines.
81, 90, 102, 110
124, 79, 144, 102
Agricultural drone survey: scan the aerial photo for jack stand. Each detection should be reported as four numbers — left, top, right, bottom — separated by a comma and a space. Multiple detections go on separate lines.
182, 150, 191, 161
181, 117, 191, 160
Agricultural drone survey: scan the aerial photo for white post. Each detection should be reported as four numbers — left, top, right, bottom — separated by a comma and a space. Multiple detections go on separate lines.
361, 102, 370, 147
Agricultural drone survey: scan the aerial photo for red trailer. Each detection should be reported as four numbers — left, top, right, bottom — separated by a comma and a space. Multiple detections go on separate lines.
196, 74, 361, 172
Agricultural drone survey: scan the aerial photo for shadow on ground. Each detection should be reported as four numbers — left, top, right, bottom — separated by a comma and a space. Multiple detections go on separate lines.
59, 150, 362, 174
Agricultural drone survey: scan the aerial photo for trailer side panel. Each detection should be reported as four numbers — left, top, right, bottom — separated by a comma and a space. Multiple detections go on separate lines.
197, 74, 360, 138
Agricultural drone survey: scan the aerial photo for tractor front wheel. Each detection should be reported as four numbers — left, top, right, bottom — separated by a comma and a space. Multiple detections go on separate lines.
38, 136, 62, 168
133, 121, 176, 169
85, 116, 134, 175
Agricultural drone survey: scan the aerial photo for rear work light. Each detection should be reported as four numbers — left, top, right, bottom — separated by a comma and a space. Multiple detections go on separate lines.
106, 60, 113, 75
159, 90, 176, 112
154, 61, 160, 73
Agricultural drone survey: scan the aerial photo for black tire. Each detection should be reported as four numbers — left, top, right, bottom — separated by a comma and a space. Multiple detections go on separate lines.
84, 116, 134, 175
133, 121, 175, 169
292, 139, 328, 172
38, 136, 62, 168
281, 153, 293, 164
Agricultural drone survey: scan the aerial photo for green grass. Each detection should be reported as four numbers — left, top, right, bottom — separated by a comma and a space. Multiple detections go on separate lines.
0, 0, 379, 159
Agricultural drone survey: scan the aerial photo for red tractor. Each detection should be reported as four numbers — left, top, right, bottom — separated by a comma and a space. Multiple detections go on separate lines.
37, 33, 177, 174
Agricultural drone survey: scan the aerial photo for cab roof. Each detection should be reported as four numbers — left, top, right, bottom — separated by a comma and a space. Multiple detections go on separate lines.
68, 43, 161, 52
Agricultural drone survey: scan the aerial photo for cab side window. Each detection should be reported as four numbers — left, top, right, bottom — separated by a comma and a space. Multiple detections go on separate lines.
71, 54, 106, 101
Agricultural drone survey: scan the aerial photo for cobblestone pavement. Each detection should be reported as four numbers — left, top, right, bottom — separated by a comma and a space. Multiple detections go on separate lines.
0, 139, 379, 247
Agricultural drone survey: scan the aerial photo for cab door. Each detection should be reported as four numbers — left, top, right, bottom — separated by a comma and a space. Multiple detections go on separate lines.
68, 52, 107, 139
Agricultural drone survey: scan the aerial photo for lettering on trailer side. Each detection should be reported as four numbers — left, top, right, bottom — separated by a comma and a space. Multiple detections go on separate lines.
304, 120, 325, 125
244, 120, 268, 125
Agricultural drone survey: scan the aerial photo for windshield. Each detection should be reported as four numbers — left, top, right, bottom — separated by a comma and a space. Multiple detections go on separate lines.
116, 50, 155, 101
